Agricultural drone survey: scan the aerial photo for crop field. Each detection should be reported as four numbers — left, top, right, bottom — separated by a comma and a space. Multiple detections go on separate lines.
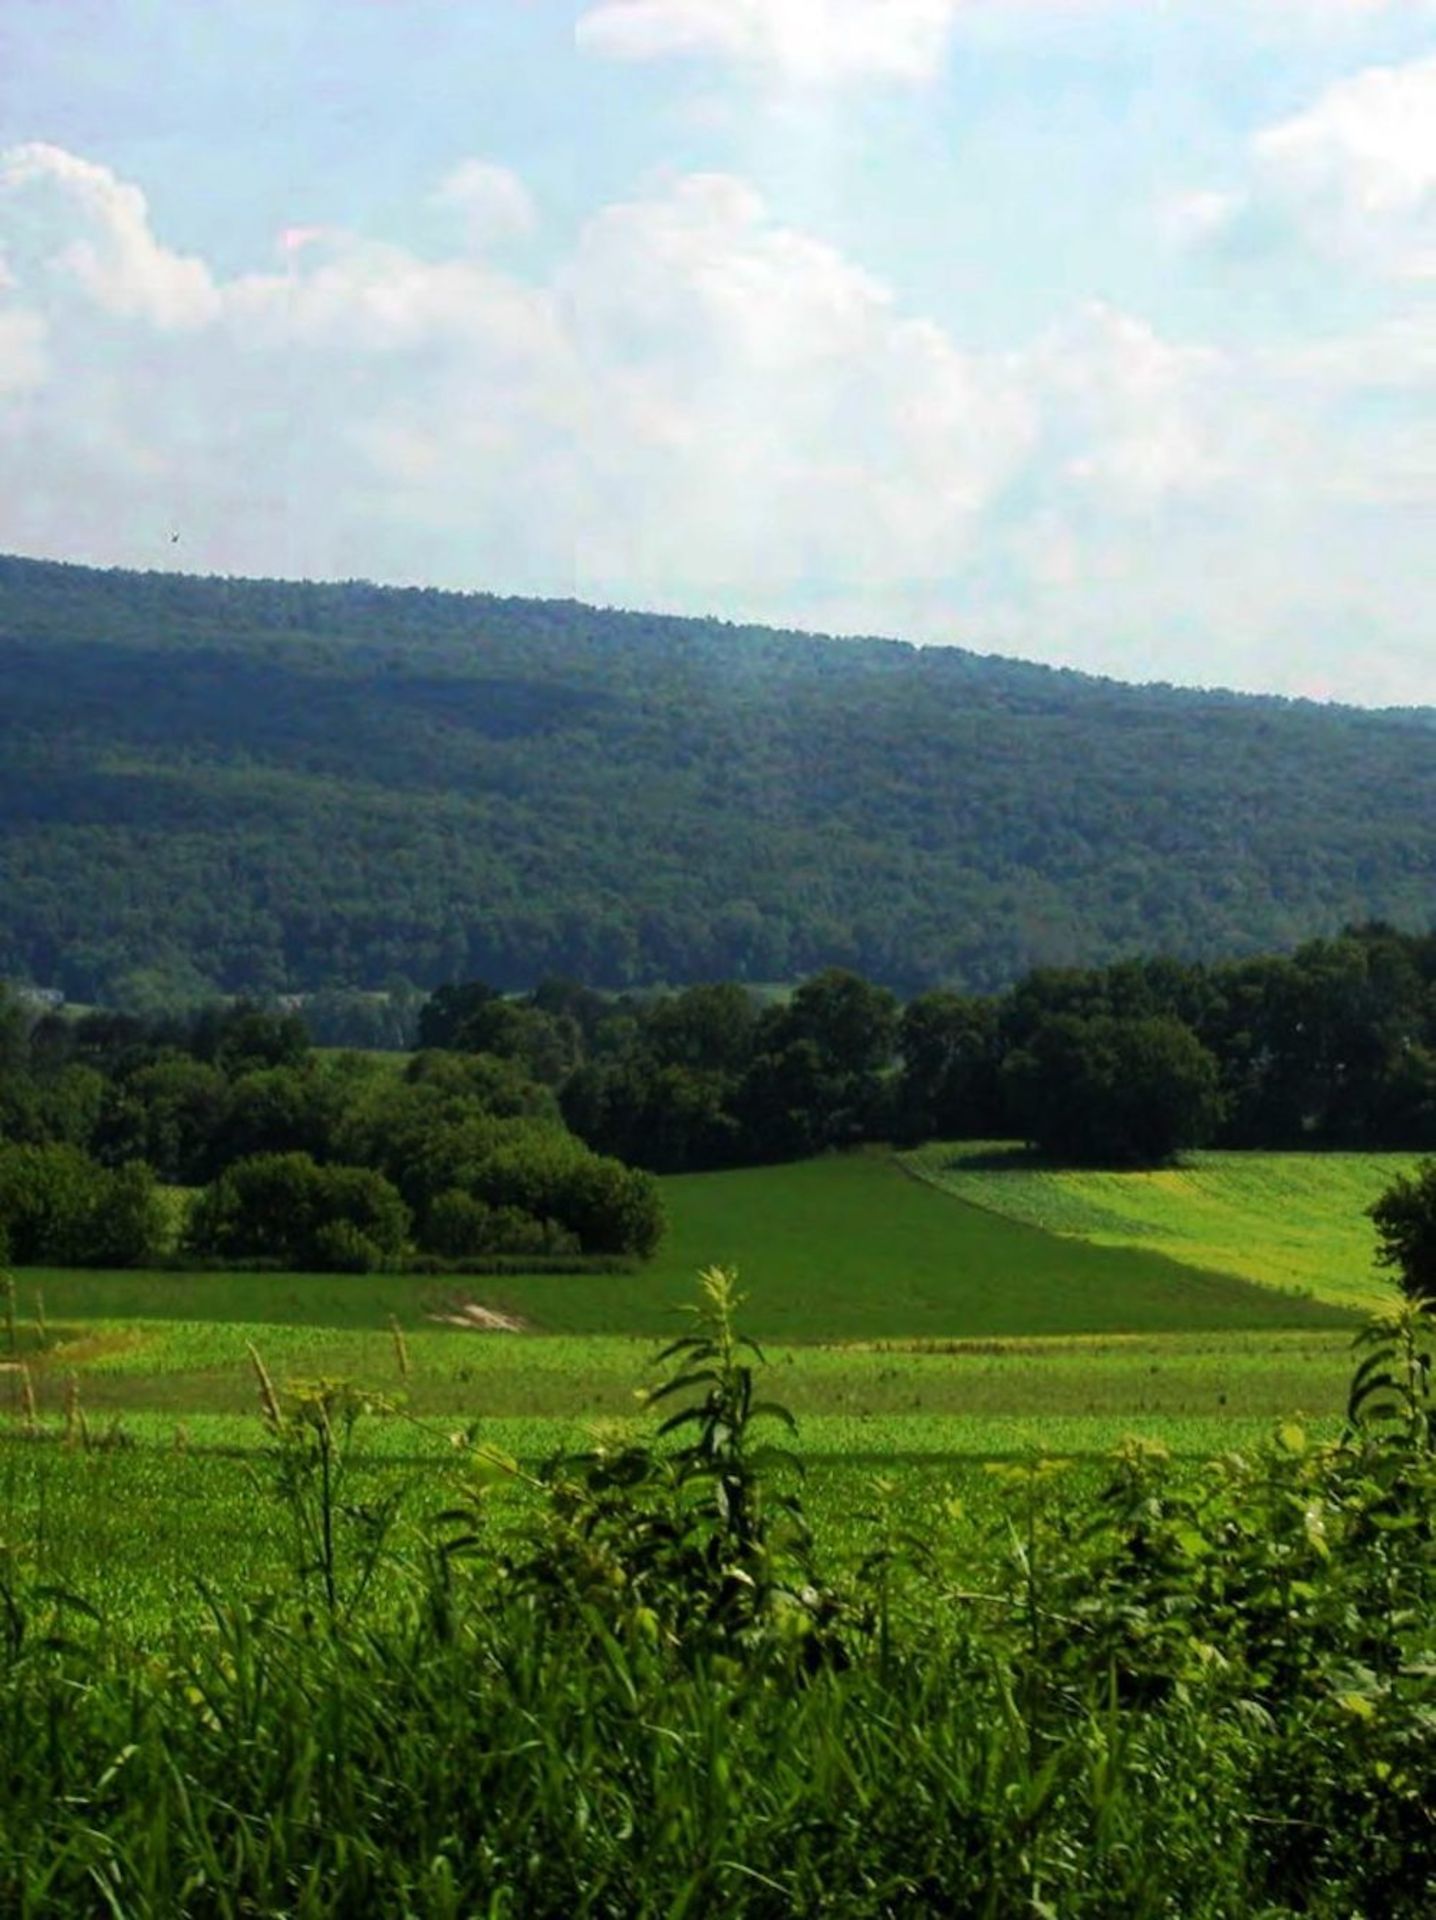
901, 1142, 1418, 1309
0, 1384, 1350, 1636
1, 1151, 1425, 1915
0, 1147, 1377, 1634
17, 1150, 1356, 1346
3, 1149, 1364, 1453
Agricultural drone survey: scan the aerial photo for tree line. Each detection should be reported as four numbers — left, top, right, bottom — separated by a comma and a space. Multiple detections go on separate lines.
417, 922, 1436, 1172
0, 998, 662, 1270
3, 922, 1433, 1269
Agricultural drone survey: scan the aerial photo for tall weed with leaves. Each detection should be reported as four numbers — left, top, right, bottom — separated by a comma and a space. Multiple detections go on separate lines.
501, 1266, 844, 1661
246, 1345, 405, 1626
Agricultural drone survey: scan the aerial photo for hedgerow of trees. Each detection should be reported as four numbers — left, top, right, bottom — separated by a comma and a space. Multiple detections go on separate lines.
542, 923, 1436, 1172
1, 921, 1433, 1267
0, 995, 662, 1270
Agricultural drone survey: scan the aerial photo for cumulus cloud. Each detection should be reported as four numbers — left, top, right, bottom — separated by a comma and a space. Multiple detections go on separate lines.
1028, 305, 1230, 500
0, 143, 219, 328
576, 0, 966, 86
0, 142, 574, 585
0, 142, 1431, 703
562, 171, 1038, 597
432, 160, 538, 250
1181, 54, 1436, 278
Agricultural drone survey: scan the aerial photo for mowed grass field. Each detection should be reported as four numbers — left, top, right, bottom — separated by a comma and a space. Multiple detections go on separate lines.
0, 1147, 1383, 1626
21, 1149, 1352, 1340
901, 1142, 1418, 1310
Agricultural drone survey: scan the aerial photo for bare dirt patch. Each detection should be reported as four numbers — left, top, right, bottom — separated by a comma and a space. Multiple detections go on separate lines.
427, 1299, 528, 1334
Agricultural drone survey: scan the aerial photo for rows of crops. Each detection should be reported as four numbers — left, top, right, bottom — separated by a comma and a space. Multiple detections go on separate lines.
0, 1147, 1370, 1647
3, 1150, 1428, 1912
1, 1267, 1430, 1915
902, 1142, 1418, 1309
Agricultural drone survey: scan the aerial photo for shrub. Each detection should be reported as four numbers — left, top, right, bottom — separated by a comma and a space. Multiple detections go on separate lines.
424, 1188, 578, 1259
187, 1152, 411, 1271
0, 1141, 165, 1265
549, 1154, 665, 1258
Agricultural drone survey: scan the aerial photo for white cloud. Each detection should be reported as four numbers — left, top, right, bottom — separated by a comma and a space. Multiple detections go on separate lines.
1258, 55, 1436, 275
577, 0, 966, 86
563, 172, 1035, 596
0, 143, 219, 328
0, 305, 48, 397
1185, 55, 1436, 278
577, 1, 1436, 87
1030, 304, 1230, 499
432, 160, 538, 249
0, 145, 1431, 703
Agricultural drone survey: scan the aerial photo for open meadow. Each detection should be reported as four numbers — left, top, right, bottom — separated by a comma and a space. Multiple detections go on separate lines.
2, 1148, 1430, 1916
901, 1142, 1419, 1310
1, 1146, 1374, 1630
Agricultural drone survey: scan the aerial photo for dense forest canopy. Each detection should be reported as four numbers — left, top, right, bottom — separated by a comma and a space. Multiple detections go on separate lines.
434, 925, 1436, 1169
1, 552, 1432, 1005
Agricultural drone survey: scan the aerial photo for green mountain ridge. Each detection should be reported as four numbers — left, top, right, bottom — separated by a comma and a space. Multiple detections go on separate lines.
1, 552, 1432, 1001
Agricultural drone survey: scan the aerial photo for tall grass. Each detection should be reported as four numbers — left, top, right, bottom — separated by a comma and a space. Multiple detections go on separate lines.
0, 1277, 1431, 1917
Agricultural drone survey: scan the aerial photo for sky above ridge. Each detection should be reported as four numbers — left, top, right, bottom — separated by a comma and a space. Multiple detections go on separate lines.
0, 1, 1433, 705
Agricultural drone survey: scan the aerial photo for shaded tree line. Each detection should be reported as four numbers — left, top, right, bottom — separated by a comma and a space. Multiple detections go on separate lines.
0, 997, 662, 1270
3, 921, 1432, 1267
416, 923, 1436, 1172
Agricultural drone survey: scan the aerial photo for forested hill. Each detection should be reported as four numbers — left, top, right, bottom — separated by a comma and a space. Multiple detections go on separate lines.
1, 552, 1432, 1004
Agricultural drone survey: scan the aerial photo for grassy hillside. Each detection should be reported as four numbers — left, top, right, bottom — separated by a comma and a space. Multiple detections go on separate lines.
901, 1143, 1416, 1309
23, 1152, 1353, 1343
2, 552, 1433, 1001
0, 1149, 1367, 1633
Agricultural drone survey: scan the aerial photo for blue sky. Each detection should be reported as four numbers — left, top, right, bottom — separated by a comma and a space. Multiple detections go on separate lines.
1, 1, 1432, 704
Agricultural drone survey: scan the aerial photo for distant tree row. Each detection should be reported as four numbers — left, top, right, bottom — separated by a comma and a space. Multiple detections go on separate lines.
3, 922, 1433, 1267
0, 1000, 662, 1270
415, 923, 1436, 1171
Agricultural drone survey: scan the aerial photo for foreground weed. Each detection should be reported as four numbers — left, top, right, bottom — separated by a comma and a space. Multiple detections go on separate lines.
503, 1266, 844, 1662
246, 1346, 404, 1625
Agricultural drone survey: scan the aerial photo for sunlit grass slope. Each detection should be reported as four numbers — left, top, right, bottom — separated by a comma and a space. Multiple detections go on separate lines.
901, 1144, 1418, 1310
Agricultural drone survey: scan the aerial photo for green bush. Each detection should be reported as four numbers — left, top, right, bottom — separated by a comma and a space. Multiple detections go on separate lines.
0, 1141, 165, 1265
335, 1079, 663, 1259
424, 1187, 578, 1259
186, 1151, 411, 1271
1368, 1156, 1436, 1301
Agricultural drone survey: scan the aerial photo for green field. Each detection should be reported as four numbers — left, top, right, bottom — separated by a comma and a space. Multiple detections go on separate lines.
901, 1143, 1416, 1309
17, 1150, 1357, 1346
3, 1318, 1357, 1428
4, 1150, 1364, 1440
0, 1339, 1353, 1634
0, 1146, 1382, 1629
